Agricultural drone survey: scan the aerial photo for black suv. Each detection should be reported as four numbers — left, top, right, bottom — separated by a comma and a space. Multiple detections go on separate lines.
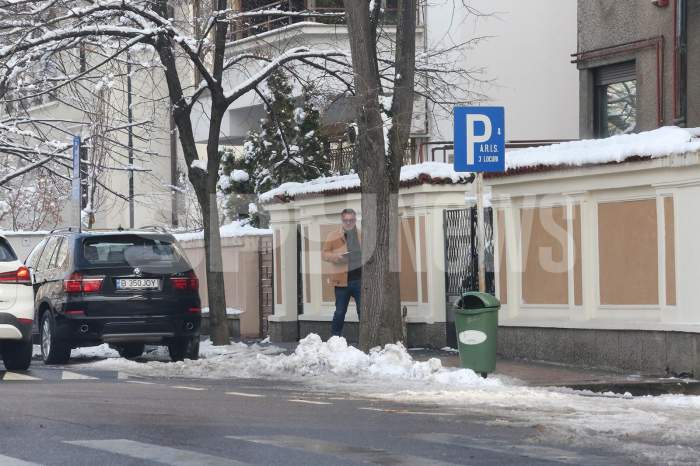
25, 229, 201, 364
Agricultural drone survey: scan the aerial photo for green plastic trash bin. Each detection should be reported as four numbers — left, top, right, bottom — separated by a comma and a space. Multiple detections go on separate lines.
454, 292, 500, 377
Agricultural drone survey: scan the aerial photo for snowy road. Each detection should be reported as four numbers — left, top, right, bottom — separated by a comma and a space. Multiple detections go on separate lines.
14, 335, 700, 465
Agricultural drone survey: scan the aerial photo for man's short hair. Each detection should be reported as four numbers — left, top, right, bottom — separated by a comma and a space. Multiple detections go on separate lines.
341, 208, 356, 217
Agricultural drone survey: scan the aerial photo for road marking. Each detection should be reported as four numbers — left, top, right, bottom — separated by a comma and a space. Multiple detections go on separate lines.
227, 435, 458, 466
288, 399, 332, 405
65, 439, 249, 466
126, 380, 156, 385
409, 433, 611, 465
359, 407, 455, 416
0, 454, 42, 465
172, 385, 207, 391
225, 391, 265, 398
62, 371, 98, 380
2, 372, 40, 381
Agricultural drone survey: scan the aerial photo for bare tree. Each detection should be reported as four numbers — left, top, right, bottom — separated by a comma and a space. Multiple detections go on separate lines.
342, 0, 415, 350
0, 0, 483, 346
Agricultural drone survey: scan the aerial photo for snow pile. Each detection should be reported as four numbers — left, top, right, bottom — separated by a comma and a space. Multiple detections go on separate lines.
190, 159, 207, 172
506, 126, 700, 172
81, 334, 498, 389
260, 162, 472, 202
173, 220, 271, 242
201, 307, 242, 316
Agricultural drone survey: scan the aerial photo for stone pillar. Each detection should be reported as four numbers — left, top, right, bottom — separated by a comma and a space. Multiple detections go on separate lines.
268, 208, 299, 342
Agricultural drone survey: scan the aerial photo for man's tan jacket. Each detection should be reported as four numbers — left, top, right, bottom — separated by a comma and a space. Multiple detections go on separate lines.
322, 227, 362, 287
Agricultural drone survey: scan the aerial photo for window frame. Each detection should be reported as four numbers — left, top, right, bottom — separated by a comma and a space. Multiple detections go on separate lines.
593, 61, 637, 138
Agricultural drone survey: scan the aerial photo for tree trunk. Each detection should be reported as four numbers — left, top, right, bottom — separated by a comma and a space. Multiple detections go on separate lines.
196, 182, 230, 346
154, 4, 231, 345
344, 0, 405, 351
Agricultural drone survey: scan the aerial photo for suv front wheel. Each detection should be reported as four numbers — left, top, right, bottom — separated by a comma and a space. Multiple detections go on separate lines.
168, 337, 199, 362
2, 340, 32, 371
41, 312, 71, 364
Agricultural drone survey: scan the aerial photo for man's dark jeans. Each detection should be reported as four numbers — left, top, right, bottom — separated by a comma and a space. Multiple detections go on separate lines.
332, 279, 361, 337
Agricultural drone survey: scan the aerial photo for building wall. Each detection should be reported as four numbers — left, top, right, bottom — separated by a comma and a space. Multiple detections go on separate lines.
178, 235, 268, 338
688, 1, 700, 127
489, 150, 700, 374
577, 0, 699, 136
265, 183, 472, 346
430, 0, 579, 143
192, 1, 580, 160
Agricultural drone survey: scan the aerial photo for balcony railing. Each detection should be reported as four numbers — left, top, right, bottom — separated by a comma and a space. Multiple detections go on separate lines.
328, 142, 417, 175
227, 0, 416, 42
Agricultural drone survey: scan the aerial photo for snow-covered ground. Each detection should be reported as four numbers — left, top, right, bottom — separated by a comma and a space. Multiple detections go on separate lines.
49, 334, 700, 464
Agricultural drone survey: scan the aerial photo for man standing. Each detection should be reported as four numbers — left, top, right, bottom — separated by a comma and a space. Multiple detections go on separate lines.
322, 208, 361, 337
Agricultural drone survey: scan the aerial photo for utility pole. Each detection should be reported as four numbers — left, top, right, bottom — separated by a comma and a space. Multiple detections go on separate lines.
127, 49, 135, 229
476, 172, 486, 292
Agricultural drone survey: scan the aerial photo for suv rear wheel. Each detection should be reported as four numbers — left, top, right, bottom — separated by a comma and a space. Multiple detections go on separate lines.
41, 312, 71, 364
168, 337, 199, 362
2, 340, 32, 371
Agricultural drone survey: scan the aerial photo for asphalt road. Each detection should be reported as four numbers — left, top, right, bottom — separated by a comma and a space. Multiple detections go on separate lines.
0, 362, 635, 466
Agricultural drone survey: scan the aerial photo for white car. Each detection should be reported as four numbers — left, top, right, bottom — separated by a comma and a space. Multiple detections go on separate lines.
0, 236, 34, 370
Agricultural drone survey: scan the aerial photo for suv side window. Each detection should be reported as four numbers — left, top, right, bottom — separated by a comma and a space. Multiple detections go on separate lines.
51, 237, 70, 270
37, 236, 60, 272
25, 238, 47, 269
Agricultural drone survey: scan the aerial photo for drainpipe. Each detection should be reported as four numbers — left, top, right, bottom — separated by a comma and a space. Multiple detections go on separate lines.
674, 0, 688, 126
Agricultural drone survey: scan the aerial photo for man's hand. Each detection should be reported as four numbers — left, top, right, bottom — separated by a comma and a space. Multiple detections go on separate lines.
333, 253, 348, 264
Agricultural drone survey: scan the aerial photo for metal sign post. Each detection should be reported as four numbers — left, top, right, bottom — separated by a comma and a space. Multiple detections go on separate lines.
454, 107, 506, 293
72, 135, 82, 232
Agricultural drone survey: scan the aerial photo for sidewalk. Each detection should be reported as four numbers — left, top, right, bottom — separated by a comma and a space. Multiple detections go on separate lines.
411, 349, 700, 396
263, 340, 700, 395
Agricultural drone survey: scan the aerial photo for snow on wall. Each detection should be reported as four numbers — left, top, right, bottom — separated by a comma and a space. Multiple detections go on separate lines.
505, 126, 700, 172
173, 220, 272, 242
259, 162, 473, 203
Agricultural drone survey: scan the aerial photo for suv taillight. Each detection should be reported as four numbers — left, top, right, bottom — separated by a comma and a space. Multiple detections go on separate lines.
63, 272, 103, 293
0, 266, 31, 285
171, 270, 199, 291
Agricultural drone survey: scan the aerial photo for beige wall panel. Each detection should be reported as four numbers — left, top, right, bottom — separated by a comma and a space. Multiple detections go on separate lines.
497, 209, 508, 305
180, 237, 262, 337
319, 224, 338, 302
400, 217, 419, 302
598, 199, 659, 305
521, 206, 569, 305
419, 216, 429, 303
665, 197, 677, 306
573, 204, 583, 306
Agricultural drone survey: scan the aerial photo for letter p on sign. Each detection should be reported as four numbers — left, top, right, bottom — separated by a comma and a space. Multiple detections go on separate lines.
454, 107, 505, 173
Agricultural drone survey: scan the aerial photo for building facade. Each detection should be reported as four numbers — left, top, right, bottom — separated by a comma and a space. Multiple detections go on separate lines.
576, 0, 699, 138
191, 0, 579, 166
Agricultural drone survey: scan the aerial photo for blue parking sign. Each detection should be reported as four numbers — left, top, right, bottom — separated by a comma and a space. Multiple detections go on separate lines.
454, 107, 505, 172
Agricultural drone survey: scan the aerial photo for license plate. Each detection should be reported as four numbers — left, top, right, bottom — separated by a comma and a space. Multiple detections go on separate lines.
116, 278, 160, 290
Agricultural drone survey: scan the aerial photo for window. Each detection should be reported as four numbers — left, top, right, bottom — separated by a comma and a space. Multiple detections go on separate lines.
594, 61, 637, 138
81, 235, 187, 269
51, 238, 70, 270
25, 238, 47, 269
36, 236, 60, 272
0, 239, 17, 262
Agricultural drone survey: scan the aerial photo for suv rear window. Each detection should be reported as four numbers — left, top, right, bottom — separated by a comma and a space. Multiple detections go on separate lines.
80, 235, 188, 269
0, 239, 17, 262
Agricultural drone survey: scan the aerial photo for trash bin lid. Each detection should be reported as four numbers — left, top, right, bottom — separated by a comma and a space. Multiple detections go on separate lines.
456, 292, 500, 314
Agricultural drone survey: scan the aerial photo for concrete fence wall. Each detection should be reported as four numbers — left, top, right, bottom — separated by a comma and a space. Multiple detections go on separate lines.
177, 234, 272, 339
489, 150, 700, 375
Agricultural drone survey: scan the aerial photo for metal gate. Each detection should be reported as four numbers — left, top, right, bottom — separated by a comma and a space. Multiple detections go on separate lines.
443, 207, 494, 346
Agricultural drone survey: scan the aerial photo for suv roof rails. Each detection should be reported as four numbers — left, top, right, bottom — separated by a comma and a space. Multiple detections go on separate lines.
137, 225, 170, 234
49, 227, 75, 234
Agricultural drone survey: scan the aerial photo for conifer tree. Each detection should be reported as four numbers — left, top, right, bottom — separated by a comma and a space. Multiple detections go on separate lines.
220, 68, 331, 226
